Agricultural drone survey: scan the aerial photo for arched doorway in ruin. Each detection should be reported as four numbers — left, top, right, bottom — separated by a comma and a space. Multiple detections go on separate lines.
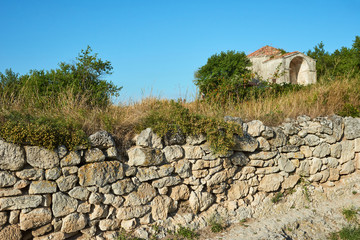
289, 56, 310, 84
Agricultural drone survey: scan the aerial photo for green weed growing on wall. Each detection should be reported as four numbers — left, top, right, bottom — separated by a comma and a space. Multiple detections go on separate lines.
139, 100, 243, 154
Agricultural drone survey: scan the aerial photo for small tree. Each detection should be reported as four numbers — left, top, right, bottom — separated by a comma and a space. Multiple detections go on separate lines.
194, 50, 252, 98
0, 46, 122, 107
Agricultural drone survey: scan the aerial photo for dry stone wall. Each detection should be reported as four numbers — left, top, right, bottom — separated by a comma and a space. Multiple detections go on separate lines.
0, 115, 360, 239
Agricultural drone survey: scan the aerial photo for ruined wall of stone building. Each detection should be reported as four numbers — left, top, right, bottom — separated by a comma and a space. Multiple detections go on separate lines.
249, 57, 284, 83
249, 53, 317, 85
0, 115, 360, 239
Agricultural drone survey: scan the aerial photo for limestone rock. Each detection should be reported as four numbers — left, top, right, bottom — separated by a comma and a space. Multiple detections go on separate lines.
183, 146, 204, 159
257, 137, 271, 151
62, 166, 78, 176
56, 175, 78, 192
0, 139, 25, 171
249, 151, 277, 160
15, 168, 43, 180
0, 171, 17, 187
78, 161, 124, 187
0, 212, 7, 226
68, 186, 90, 200
262, 126, 275, 139
189, 191, 215, 213
309, 172, 323, 182
255, 167, 280, 175
300, 146, 312, 157
29, 180, 57, 194
186, 134, 206, 145
298, 160, 310, 177
31, 223, 52, 237
151, 195, 177, 220
0, 225, 22, 240
344, 117, 360, 139
304, 134, 320, 147
124, 183, 157, 206
329, 168, 340, 181
61, 213, 87, 233
313, 142, 331, 158
89, 204, 107, 219
340, 161, 355, 175
230, 152, 249, 166
174, 159, 191, 178
278, 156, 295, 173
52, 192, 78, 217
269, 128, 287, 147
152, 176, 181, 188
89, 130, 115, 149
136, 128, 163, 149
283, 123, 299, 135
0, 188, 22, 197
84, 148, 105, 163
112, 178, 136, 195
127, 147, 164, 166
233, 134, 259, 152
121, 218, 137, 231
24, 146, 59, 169
34, 232, 65, 240
60, 151, 81, 167
327, 157, 339, 168
20, 208, 52, 231
258, 174, 283, 192
116, 205, 151, 220
170, 184, 190, 200
207, 171, 228, 187
340, 140, 355, 164
282, 174, 300, 189
287, 152, 305, 159
45, 167, 61, 180
136, 166, 159, 182
310, 158, 323, 175
158, 164, 175, 177
162, 145, 184, 162
247, 120, 266, 137
99, 219, 121, 231
355, 139, 360, 152
228, 181, 249, 200
330, 143, 342, 158
192, 158, 222, 170
0, 195, 42, 210
88, 192, 104, 204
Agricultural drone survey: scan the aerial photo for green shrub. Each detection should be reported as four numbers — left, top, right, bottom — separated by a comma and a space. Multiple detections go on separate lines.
0, 111, 88, 150
208, 214, 225, 233
139, 100, 243, 154
271, 192, 284, 204
330, 225, 360, 240
342, 207, 359, 223
337, 103, 360, 118
0, 46, 121, 108
174, 226, 199, 240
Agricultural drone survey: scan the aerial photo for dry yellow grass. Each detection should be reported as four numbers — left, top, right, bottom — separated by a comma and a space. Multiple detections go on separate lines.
1, 76, 359, 148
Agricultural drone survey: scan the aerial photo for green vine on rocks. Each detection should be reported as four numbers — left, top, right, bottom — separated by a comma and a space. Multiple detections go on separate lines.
139, 100, 243, 154
0, 111, 89, 150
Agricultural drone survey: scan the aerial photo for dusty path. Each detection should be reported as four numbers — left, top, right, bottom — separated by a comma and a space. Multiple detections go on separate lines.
199, 173, 360, 240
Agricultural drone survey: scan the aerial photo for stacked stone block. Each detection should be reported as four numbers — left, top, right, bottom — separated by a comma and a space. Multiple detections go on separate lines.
0, 115, 360, 239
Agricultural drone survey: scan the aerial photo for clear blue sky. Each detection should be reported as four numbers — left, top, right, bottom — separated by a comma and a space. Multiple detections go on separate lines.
1, 0, 359, 102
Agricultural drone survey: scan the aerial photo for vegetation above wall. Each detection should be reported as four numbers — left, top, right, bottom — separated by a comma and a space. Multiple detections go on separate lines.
0, 36, 359, 150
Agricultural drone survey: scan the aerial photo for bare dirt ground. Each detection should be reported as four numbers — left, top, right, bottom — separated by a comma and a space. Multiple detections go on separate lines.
197, 172, 360, 240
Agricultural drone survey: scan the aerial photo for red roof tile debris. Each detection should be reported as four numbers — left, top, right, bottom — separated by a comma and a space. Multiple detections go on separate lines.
247, 45, 281, 57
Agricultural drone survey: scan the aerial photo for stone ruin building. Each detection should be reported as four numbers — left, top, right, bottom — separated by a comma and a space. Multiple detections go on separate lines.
248, 46, 317, 85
